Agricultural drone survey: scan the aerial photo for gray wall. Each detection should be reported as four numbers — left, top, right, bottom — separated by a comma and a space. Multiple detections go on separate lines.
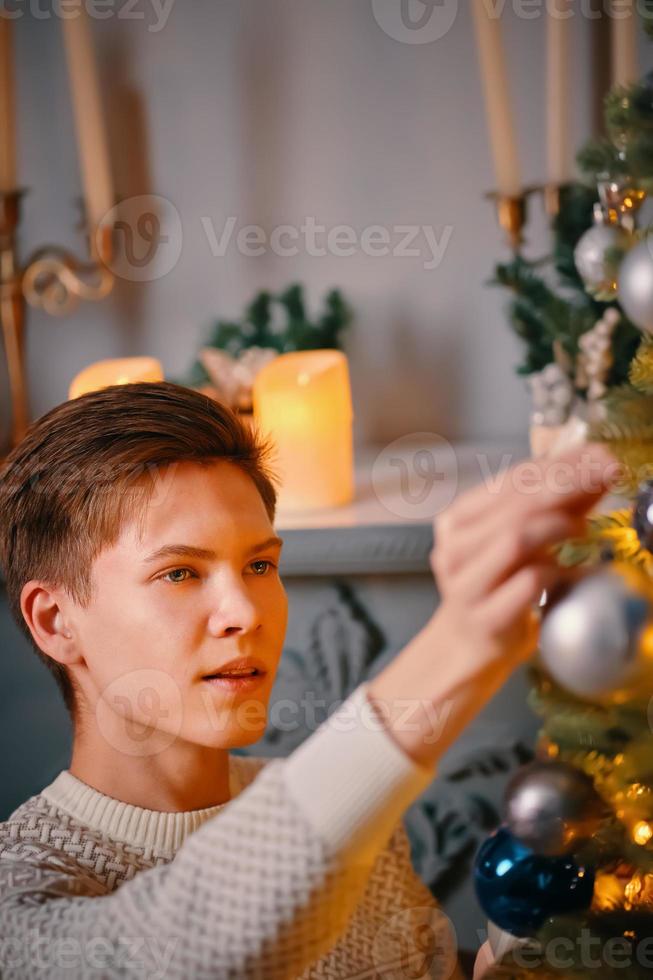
4, 0, 649, 447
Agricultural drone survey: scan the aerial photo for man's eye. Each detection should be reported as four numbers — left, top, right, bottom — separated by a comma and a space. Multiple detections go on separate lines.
160, 568, 195, 584
250, 560, 275, 576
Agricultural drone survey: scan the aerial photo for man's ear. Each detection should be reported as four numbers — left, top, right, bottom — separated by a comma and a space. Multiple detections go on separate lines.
20, 580, 85, 668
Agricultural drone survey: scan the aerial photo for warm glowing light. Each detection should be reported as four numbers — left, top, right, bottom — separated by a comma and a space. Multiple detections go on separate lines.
69, 357, 164, 399
632, 821, 653, 846
626, 783, 647, 800
592, 871, 625, 911
253, 349, 354, 513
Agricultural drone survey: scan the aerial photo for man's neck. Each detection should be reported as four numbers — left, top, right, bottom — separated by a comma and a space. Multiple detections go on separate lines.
69, 736, 232, 812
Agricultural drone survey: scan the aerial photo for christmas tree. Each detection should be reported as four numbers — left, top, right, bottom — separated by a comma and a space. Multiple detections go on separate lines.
477, 15, 653, 979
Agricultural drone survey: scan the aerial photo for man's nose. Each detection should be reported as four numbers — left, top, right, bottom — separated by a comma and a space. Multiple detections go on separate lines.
206, 574, 262, 637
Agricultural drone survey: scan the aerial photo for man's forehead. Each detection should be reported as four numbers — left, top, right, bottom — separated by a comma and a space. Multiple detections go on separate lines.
123, 460, 272, 547
138, 457, 257, 497
144, 458, 261, 505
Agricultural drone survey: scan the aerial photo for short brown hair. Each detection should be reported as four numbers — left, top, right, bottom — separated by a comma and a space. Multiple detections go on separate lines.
0, 381, 279, 716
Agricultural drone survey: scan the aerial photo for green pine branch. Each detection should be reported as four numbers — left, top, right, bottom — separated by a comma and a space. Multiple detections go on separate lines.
580, 76, 653, 188
172, 284, 353, 388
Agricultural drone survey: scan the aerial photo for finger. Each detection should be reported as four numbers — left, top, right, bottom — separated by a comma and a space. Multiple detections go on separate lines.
436, 507, 588, 583
438, 512, 587, 605
440, 442, 619, 532
473, 941, 496, 980
486, 607, 540, 672
473, 562, 566, 652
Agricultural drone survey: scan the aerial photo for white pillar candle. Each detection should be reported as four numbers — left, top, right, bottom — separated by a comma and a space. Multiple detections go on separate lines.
470, 0, 521, 196
610, 0, 639, 88
61, 4, 113, 231
69, 357, 164, 399
253, 350, 354, 514
0, 17, 17, 191
547, 0, 573, 184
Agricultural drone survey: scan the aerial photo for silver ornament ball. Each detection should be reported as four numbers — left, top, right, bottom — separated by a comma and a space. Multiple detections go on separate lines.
539, 566, 653, 702
504, 761, 605, 856
574, 223, 627, 296
618, 236, 653, 333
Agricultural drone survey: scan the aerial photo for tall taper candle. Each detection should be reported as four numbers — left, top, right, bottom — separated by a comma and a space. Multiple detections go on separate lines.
471, 0, 520, 196
62, 3, 113, 232
547, 0, 572, 184
0, 17, 17, 190
611, 0, 639, 88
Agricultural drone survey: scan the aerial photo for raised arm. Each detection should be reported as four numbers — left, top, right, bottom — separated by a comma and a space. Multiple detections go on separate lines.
367, 442, 617, 768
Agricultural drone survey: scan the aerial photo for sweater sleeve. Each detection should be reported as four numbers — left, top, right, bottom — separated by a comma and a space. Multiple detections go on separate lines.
0, 682, 436, 980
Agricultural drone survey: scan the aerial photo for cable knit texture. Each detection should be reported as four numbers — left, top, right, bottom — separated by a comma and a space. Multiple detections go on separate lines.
0, 682, 444, 978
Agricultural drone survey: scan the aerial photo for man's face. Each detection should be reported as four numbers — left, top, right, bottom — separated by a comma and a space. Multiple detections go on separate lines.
67, 460, 288, 755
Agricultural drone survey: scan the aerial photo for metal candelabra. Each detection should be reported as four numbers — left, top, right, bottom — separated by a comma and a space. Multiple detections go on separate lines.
0, 188, 114, 450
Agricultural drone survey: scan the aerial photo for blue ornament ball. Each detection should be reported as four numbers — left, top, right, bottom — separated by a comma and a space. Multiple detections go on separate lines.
473, 826, 595, 937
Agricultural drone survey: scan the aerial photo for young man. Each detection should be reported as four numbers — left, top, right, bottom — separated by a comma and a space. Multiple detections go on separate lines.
0, 381, 616, 978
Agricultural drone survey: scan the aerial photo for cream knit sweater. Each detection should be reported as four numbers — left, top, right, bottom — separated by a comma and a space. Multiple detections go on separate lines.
0, 682, 462, 979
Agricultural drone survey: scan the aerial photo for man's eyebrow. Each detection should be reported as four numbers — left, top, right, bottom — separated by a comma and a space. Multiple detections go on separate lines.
142, 536, 284, 564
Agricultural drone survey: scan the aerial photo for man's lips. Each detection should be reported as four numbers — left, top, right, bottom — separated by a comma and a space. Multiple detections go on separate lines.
202, 669, 265, 679
200, 656, 268, 680
201, 671, 267, 692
